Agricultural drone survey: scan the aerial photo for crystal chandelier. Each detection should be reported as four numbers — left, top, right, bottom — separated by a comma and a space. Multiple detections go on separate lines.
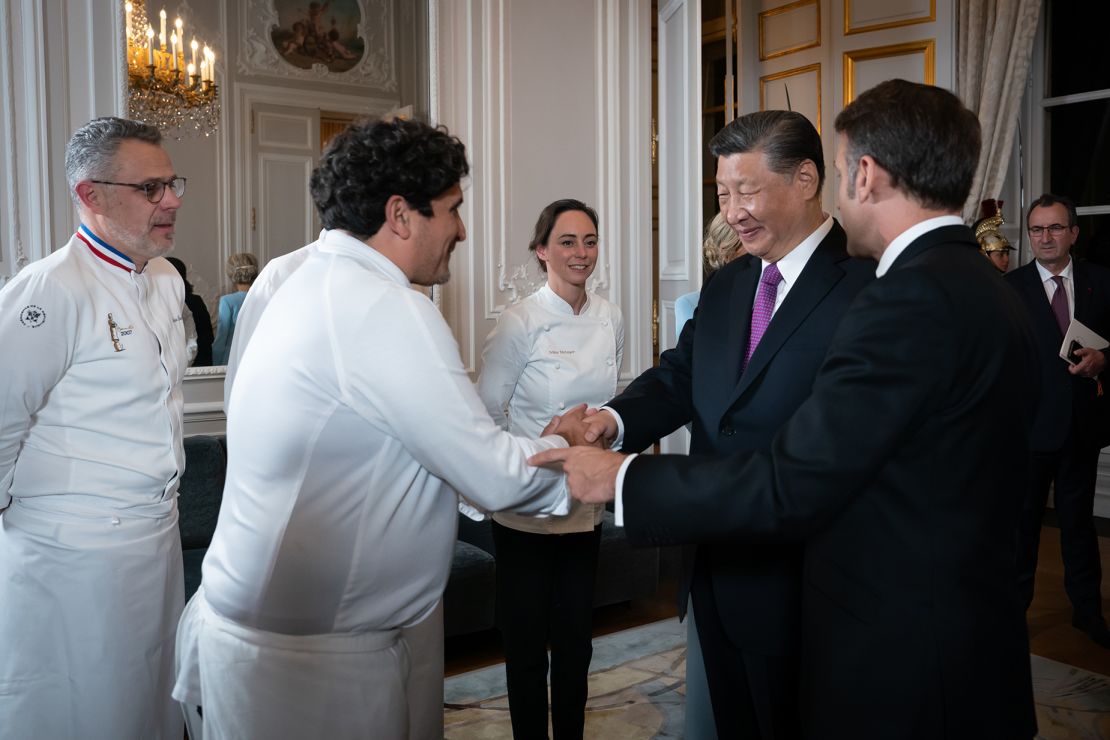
124, 1, 220, 139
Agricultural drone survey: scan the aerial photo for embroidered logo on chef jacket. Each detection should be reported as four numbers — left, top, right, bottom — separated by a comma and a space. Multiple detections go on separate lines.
19, 305, 45, 328
107, 312, 134, 352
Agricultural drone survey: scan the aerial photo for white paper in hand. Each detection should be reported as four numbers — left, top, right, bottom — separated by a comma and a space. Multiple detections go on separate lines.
1059, 319, 1109, 365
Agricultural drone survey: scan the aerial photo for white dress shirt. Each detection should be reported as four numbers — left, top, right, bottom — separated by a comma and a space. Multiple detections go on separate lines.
201, 229, 569, 636
0, 225, 186, 740
875, 215, 964, 277
1035, 257, 1075, 319
478, 284, 624, 533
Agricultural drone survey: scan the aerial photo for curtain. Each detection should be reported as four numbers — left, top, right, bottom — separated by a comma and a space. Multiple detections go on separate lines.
957, 0, 1043, 223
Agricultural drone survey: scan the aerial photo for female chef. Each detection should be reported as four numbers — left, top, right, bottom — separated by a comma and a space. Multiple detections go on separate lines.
478, 198, 624, 739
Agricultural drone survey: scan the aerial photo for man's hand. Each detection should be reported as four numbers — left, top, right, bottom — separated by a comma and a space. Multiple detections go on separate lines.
541, 404, 605, 447
581, 407, 619, 446
1069, 347, 1106, 378
529, 447, 625, 504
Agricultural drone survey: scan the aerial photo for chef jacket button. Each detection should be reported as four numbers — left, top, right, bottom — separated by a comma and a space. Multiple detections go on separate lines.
606, 358, 613, 366
544, 325, 550, 332
555, 362, 561, 369
110, 517, 121, 526
558, 401, 566, 409
603, 320, 609, 326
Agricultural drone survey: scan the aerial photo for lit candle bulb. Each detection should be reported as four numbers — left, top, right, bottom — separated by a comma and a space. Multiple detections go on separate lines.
159, 9, 167, 50
187, 62, 196, 80
208, 50, 216, 83
202, 46, 211, 82
175, 17, 184, 49
125, 2, 133, 40
191, 38, 198, 69
146, 26, 155, 66
199, 59, 207, 83
170, 31, 178, 70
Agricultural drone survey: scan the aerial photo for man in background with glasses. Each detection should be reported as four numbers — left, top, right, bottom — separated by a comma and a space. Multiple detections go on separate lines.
1007, 193, 1110, 649
0, 117, 188, 738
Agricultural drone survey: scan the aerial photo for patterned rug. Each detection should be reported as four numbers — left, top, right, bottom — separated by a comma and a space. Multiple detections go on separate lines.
443, 619, 1110, 739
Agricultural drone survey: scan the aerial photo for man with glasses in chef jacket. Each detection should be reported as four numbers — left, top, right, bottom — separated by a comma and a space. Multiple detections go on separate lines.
0, 116, 189, 740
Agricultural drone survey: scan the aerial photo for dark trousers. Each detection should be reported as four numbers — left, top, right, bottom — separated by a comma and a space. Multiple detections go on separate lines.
1017, 434, 1104, 619
492, 521, 602, 740
691, 559, 801, 740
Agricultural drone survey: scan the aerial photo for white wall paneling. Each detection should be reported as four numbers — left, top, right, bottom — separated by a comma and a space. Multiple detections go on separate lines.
760, 63, 822, 132
256, 154, 316, 263
759, 0, 821, 61
0, 0, 127, 286
656, 0, 701, 455
842, 39, 935, 104
843, 0, 935, 35
745, 0, 954, 213
657, 0, 700, 284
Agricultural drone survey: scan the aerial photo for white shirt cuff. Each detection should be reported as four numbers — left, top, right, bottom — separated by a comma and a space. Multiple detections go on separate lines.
600, 406, 626, 450
613, 453, 638, 527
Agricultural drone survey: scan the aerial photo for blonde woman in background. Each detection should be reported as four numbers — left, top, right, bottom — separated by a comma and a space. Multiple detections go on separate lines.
478, 198, 624, 739
675, 212, 745, 331
212, 252, 258, 365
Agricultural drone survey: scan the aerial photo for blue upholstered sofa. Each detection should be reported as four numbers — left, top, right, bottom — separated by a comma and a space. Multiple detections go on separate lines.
178, 434, 661, 637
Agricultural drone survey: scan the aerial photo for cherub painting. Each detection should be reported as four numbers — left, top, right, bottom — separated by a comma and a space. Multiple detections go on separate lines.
270, 0, 364, 73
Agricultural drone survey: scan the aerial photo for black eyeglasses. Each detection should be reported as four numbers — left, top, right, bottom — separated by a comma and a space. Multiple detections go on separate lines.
1028, 223, 1069, 237
91, 176, 187, 203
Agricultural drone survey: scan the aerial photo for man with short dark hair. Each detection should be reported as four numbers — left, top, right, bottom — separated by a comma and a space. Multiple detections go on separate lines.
577, 109, 873, 739
541, 79, 1040, 738
1007, 193, 1110, 648
173, 117, 579, 738
0, 116, 187, 739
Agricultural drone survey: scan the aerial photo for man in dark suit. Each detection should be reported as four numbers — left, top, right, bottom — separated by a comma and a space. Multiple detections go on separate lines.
578, 110, 871, 739
539, 79, 1039, 739
1007, 193, 1110, 648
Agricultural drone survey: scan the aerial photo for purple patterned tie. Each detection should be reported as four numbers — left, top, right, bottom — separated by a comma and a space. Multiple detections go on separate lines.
743, 262, 783, 371
1050, 275, 1069, 335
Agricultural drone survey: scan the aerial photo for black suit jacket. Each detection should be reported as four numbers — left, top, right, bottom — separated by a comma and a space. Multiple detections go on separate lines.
623, 225, 1039, 738
1005, 259, 1110, 451
609, 219, 873, 654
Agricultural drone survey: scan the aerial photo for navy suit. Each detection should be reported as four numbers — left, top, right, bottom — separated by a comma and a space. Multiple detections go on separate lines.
608, 220, 873, 738
622, 226, 1039, 739
1006, 259, 1110, 621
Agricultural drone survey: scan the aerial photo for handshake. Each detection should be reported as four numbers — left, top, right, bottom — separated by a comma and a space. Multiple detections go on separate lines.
532, 404, 627, 504
539, 403, 615, 448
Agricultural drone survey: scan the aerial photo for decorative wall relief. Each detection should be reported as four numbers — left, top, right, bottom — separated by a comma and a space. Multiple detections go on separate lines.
239, 0, 396, 91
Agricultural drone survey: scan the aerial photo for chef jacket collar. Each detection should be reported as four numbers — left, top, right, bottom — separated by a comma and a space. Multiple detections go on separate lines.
319, 229, 411, 288
536, 283, 592, 316
77, 223, 136, 273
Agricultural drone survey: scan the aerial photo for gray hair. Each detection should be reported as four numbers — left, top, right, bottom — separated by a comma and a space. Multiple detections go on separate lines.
64, 117, 163, 207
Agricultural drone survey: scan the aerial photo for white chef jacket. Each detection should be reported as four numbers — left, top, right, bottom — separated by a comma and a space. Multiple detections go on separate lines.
195, 230, 443, 740
478, 284, 624, 534
222, 236, 319, 406
182, 229, 568, 734
0, 225, 186, 740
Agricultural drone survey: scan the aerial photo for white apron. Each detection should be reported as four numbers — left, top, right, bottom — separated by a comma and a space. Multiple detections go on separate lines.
176, 591, 443, 740
0, 498, 184, 740
185, 591, 409, 740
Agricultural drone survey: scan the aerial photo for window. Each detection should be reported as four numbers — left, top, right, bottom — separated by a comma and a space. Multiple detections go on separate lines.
1041, 0, 1110, 265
